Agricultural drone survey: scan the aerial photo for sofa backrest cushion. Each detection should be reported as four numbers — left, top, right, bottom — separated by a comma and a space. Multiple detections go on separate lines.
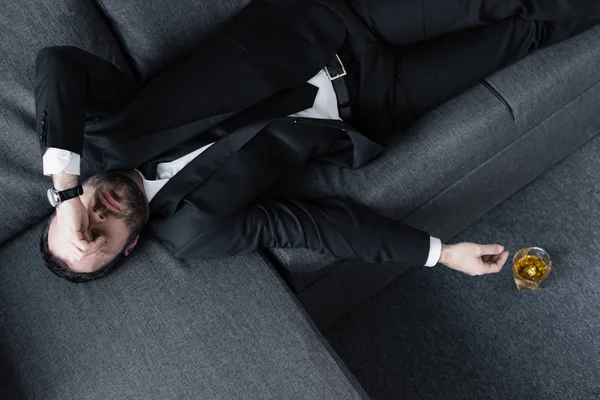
95, 0, 253, 77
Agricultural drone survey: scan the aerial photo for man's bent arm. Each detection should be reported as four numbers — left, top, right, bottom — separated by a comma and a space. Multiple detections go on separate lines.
165, 197, 434, 266
34, 46, 139, 174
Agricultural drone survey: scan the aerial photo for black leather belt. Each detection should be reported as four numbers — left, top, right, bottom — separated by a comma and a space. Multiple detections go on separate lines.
325, 54, 352, 119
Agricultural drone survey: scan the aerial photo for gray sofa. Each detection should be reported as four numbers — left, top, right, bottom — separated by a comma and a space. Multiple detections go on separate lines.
1, 0, 599, 399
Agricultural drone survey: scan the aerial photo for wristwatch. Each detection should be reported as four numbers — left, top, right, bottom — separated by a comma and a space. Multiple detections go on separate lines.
47, 185, 84, 207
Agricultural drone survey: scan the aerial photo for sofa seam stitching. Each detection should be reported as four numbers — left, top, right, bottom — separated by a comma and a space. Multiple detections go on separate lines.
403, 77, 600, 224
481, 80, 516, 121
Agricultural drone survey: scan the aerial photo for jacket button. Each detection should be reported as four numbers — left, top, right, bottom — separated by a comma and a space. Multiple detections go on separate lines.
41, 120, 46, 126
41, 111, 47, 118
39, 134, 43, 140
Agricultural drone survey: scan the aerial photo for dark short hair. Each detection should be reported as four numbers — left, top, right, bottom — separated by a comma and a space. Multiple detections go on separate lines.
39, 216, 126, 283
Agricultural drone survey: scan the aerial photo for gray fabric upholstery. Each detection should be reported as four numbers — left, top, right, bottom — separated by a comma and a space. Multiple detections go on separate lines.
266, 23, 600, 294
485, 24, 600, 129
0, 220, 367, 400
325, 133, 600, 400
297, 259, 412, 329
95, 0, 252, 77
0, 0, 130, 246
403, 80, 600, 239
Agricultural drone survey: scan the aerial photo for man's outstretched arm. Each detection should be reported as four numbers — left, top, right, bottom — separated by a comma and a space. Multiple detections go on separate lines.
152, 116, 508, 274
158, 196, 508, 275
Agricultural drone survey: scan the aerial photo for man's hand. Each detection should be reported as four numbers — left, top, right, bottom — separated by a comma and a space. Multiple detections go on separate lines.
439, 242, 509, 276
54, 197, 106, 264
51, 172, 105, 264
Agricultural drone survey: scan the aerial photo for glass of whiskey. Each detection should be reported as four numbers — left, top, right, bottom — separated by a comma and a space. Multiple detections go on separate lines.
512, 247, 552, 290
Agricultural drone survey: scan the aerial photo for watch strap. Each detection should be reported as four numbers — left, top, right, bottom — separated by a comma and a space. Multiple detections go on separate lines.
57, 185, 84, 202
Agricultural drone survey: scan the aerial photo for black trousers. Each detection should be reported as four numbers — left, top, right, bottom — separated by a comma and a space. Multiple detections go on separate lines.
342, 0, 600, 140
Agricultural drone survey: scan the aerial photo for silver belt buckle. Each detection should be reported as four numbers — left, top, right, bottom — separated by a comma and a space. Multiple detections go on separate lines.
326, 54, 347, 81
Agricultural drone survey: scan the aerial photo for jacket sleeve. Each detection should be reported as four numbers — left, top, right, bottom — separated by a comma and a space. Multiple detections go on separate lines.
148, 116, 430, 265
169, 196, 431, 266
34, 46, 140, 157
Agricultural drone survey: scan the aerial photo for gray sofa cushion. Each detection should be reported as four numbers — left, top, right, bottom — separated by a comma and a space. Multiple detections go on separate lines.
403, 79, 600, 239
0, 220, 367, 400
485, 24, 600, 129
0, 0, 130, 246
95, 0, 252, 77
265, 23, 600, 291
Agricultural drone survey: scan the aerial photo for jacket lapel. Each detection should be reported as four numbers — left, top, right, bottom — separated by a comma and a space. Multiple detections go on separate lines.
101, 111, 235, 171
148, 119, 275, 217
148, 83, 320, 214
136, 83, 320, 179
149, 117, 385, 218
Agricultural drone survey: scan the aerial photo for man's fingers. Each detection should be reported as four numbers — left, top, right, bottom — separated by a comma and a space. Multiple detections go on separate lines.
491, 251, 509, 268
482, 253, 502, 263
91, 235, 106, 249
485, 251, 509, 273
80, 236, 106, 260
73, 238, 90, 252
470, 250, 509, 276
72, 230, 105, 252
479, 244, 505, 256
90, 236, 106, 256
496, 251, 509, 269
67, 246, 85, 262
482, 254, 495, 263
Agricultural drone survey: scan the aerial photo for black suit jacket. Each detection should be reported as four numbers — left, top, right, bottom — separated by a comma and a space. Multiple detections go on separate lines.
34, 0, 431, 265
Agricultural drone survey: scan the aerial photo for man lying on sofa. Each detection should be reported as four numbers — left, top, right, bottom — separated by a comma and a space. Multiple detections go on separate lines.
36, 0, 599, 282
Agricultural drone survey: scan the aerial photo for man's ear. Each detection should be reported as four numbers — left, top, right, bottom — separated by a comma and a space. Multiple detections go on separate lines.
124, 235, 139, 256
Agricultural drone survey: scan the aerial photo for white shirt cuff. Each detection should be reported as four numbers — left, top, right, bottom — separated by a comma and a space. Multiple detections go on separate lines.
424, 236, 442, 267
43, 148, 80, 176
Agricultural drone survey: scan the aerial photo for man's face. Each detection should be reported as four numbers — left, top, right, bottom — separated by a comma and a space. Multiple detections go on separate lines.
48, 171, 149, 273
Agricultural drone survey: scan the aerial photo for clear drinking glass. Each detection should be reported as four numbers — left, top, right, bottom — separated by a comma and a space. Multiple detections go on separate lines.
512, 247, 552, 290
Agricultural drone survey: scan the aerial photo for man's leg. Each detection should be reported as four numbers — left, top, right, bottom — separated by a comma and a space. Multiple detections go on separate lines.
348, 0, 600, 46
389, 17, 599, 128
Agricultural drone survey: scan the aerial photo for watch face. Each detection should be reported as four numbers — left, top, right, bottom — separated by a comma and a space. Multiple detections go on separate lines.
47, 188, 58, 207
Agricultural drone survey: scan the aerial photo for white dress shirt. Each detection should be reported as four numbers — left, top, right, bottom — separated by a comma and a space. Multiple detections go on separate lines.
43, 68, 442, 266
